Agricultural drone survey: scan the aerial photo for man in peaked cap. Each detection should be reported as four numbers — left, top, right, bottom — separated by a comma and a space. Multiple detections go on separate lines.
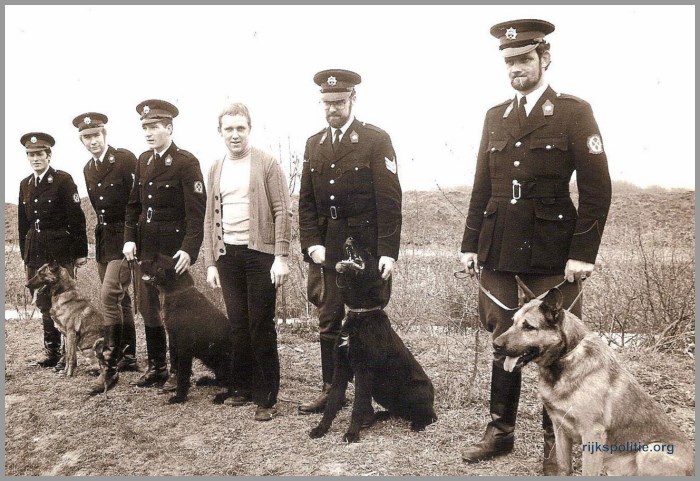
72, 112, 140, 395
459, 20, 611, 473
18, 132, 88, 370
298, 69, 402, 414
123, 99, 206, 391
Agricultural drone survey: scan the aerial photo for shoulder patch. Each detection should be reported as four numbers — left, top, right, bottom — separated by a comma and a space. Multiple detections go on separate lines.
587, 134, 604, 154
176, 148, 197, 160
489, 98, 513, 111
73, 192, 81, 203
193, 180, 204, 194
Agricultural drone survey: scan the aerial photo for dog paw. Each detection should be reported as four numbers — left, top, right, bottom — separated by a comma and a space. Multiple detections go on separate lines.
167, 395, 186, 404
343, 432, 360, 443
410, 421, 428, 432
309, 427, 327, 439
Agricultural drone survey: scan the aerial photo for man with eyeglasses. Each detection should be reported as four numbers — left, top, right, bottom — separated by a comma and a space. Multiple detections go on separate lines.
298, 68, 402, 414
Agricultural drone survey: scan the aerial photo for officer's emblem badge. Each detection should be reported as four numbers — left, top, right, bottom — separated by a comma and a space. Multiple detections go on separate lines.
194, 181, 204, 194
327, 76, 337, 86
84, 116, 92, 125
30, 136, 37, 143
385, 156, 397, 174
350, 131, 359, 143
73, 192, 80, 203
165, 155, 172, 166
542, 99, 554, 116
506, 27, 517, 40
587, 134, 604, 154
47, 175, 53, 184
143, 105, 150, 115
108, 154, 115, 163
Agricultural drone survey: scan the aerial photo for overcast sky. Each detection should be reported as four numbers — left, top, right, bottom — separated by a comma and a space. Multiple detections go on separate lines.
4, 5, 695, 203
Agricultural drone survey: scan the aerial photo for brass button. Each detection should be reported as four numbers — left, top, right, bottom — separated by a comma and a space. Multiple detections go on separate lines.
514, 161, 520, 167
330, 180, 335, 184
512, 179, 518, 185
511, 199, 517, 205
515, 141, 522, 147
330, 195, 335, 200
546, 145, 552, 150
331, 164, 335, 168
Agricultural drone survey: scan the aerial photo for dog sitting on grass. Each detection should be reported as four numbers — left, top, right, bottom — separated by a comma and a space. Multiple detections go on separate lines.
309, 237, 437, 442
493, 276, 694, 476
25, 261, 102, 378
139, 253, 235, 405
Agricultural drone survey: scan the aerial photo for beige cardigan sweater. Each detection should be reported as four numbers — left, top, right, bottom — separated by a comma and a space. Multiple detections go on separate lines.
203, 147, 291, 266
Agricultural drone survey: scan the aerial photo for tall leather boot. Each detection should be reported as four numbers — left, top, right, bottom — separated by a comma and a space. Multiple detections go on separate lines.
161, 341, 178, 393
35, 317, 62, 368
134, 326, 168, 387
298, 339, 338, 414
116, 321, 139, 372
462, 362, 522, 462
542, 406, 558, 475
89, 324, 122, 395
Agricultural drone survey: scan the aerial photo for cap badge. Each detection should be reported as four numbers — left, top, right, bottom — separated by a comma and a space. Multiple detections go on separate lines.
84, 116, 92, 125
350, 131, 359, 143
47, 175, 53, 184
505, 27, 517, 40
30, 136, 37, 144
143, 105, 150, 114
327, 76, 337, 86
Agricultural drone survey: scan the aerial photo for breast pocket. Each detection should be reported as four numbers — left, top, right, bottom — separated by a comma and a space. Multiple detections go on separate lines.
104, 181, 124, 203
339, 157, 371, 190
529, 136, 568, 176
155, 180, 181, 206
487, 139, 509, 179
531, 199, 577, 269
38, 194, 59, 216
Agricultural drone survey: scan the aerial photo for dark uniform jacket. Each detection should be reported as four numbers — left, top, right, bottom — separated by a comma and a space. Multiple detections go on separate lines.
299, 119, 402, 268
124, 142, 206, 263
18, 166, 88, 268
83, 145, 137, 263
461, 86, 612, 274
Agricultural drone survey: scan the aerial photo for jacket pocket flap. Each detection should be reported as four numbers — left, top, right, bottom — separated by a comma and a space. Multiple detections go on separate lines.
484, 199, 498, 217
487, 139, 508, 152
347, 213, 376, 226
534, 201, 577, 221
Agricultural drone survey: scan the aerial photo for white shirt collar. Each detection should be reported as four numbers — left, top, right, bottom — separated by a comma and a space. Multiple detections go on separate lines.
94, 146, 109, 163
516, 83, 549, 116
332, 115, 356, 140
155, 141, 172, 158
35, 166, 50, 182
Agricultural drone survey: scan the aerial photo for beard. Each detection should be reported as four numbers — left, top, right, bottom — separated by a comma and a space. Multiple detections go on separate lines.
511, 71, 541, 92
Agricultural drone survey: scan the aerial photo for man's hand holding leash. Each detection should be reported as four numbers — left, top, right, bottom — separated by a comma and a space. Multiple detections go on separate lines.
564, 259, 594, 283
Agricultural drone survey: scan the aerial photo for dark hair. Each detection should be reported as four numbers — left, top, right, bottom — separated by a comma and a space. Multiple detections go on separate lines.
218, 103, 252, 129
536, 42, 551, 70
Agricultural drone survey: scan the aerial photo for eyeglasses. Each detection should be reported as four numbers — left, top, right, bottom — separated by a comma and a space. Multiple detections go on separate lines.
321, 99, 350, 109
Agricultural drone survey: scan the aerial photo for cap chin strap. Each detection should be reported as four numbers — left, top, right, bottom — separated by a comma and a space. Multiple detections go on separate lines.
346, 305, 383, 313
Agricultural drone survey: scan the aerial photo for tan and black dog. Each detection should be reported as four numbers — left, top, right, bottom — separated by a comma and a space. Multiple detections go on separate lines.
493, 276, 694, 476
139, 253, 235, 405
25, 261, 102, 377
309, 237, 437, 443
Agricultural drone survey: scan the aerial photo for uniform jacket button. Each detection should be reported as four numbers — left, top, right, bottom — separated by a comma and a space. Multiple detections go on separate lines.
329, 180, 335, 184
149, 182, 153, 185
558, 214, 563, 219
546, 145, 552, 150
331, 164, 335, 168
511, 199, 518, 204
515, 141, 522, 147
330, 195, 335, 200
514, 161, 520, 167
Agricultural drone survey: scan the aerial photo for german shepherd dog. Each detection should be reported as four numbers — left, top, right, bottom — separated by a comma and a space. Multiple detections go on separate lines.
494, 276, 694, 476
309, 237, 437, 442
25, 261, 102, 377
139, 253, 235, 405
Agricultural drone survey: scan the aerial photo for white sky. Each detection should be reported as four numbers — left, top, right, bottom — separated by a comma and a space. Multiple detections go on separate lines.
4, 5, 695, 203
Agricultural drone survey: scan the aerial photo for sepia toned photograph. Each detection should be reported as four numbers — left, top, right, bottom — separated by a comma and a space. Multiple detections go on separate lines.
4, 5, 695, 476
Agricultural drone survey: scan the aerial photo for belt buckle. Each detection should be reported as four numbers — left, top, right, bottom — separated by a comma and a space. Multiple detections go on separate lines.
34, 219, 40, 232
98, 214, 105, 225
330, 206, 338, 220
512, 181, 522, 200
146, 207, 153, 223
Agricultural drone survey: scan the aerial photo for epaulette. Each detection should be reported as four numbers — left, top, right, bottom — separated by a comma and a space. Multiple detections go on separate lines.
360, 122, 387, 136
53, 169, 70, 177
174, 148, 198, 160
488, 98, 513, 112
114, 147, 135, 157
555, 92, 585, 103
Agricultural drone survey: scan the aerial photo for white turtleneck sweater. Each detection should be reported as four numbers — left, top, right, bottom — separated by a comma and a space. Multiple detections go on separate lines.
219, 149, 251, 245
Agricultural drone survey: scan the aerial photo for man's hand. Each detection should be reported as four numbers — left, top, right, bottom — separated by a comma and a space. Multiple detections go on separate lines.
378, 256, 395, 280
270, 256, 290, 288
75, 257, 87, 268
460, 252, 478, 277
309, 245, 326, 265
206, 266, 221, 289
564, 259, 594, 283
123, 242, 137, 261
172, 250, 191, 275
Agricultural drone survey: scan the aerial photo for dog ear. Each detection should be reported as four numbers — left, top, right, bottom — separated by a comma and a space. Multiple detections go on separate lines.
515, 275, 536, 306
541, 288, 564, 324
48, 260, 60, 272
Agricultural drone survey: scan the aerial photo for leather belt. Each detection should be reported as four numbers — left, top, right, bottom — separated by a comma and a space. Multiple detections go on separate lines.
490, 180, 569, 199
319, 205, 370, 220
143, 207, 182, 223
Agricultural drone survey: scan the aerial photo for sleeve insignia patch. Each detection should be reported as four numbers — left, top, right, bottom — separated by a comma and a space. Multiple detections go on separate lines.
73, 192, 80, 203
587, 134, 604, 154
194, 181, 203, 194
385, 156, 397, 174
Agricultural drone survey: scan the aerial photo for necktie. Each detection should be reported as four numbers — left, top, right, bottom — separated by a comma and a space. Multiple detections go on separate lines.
333, 129, 342, 151
35, 176, 39, 187
94, 158, 100, 172
518, 96, 528, 127
154, 153, 161, 162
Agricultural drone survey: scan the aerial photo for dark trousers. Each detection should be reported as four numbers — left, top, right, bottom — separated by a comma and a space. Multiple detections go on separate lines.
217, 244, 280, 408
306, 262, 346, 343
135, 262, 164, 328
97, 259, 134, 328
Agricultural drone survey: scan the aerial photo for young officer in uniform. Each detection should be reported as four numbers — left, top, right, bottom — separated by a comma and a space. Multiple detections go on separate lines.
18, 132, 88, 370
298, 69, 402, 413
123, 100, 206, 390
72, 112, 139, 394
459, 20, 612, 473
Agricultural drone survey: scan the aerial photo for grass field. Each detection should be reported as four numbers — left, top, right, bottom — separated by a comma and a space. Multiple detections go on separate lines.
4, 184, 696, 475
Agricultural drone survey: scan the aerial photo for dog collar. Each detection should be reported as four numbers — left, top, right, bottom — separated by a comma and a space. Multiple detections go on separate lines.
346, 306, 383, 313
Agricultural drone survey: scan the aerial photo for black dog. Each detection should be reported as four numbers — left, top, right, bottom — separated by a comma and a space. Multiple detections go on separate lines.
309, 237, 437, 442
139, 253, 234, 405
